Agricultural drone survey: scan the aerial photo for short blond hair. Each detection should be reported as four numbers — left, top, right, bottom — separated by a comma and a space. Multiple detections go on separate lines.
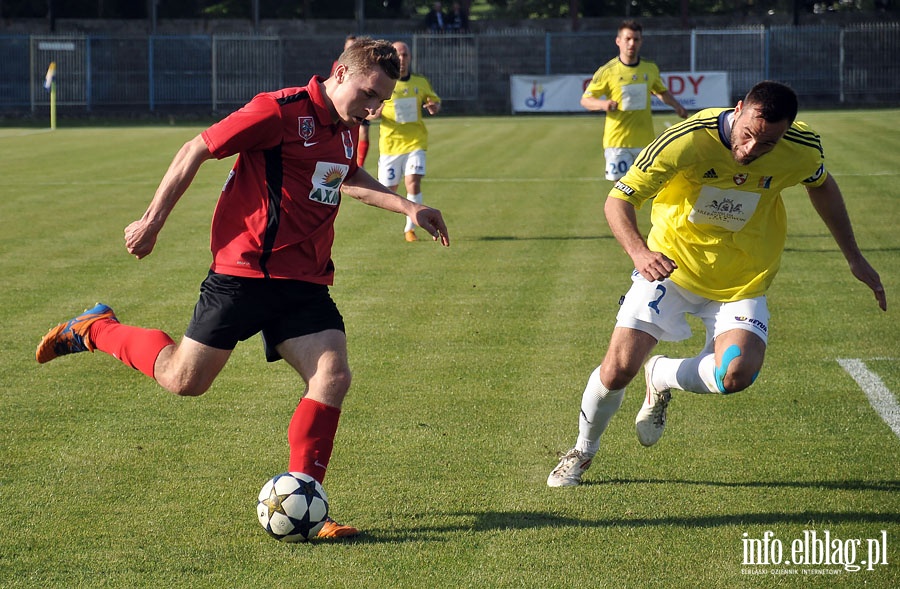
337, 37, 400, 80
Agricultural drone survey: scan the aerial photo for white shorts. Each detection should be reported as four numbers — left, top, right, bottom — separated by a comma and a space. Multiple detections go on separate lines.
378, 149, 426, 187
615, 272, 770, 345
604, 147, 642, 181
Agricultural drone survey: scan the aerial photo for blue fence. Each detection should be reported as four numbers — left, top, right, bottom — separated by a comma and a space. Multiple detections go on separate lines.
2, 23, 898, 116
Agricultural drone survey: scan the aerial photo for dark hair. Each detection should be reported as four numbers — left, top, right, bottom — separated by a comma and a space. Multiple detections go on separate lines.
337, 37, 401, 81
619, 20, 642, 34
743, 81, 799, 124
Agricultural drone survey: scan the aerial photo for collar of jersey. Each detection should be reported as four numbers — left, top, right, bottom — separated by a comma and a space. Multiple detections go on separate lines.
717, 110, 733, 149
306, 75, 340, 128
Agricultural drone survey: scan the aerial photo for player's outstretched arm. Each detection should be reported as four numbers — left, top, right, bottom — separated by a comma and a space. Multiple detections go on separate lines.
125, 135, 214, 259
342, 168, 450, 246
806, 175, 887, 311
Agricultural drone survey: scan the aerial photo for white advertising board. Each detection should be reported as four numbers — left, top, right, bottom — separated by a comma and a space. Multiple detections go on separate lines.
510, 72, 730, 113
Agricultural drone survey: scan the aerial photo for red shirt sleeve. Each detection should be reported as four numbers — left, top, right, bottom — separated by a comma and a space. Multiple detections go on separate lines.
202, 93, 284, 159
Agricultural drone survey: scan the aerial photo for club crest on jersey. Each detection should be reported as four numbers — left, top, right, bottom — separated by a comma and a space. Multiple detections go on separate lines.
733, 173, 748, 185
309, 161, 349, 206
298, 116, 315, 140
341, 129, 354, 160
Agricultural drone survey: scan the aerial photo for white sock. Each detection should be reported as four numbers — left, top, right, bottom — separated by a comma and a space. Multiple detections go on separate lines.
574, 366, 625, 456
654, 354, 719, 394
404, 192, 423, 232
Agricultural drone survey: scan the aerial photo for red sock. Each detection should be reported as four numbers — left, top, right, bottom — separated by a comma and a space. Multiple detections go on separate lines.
288, 397, 341, 483
357, 140, 369, 167
90, 319, 175, 379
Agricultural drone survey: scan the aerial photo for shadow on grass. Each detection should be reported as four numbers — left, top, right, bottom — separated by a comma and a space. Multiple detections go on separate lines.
475, 235, 613, 242
343, 508, 900, 545
339, 479, 900, 544
596, 478, 900, 492
459, 508, 900, 531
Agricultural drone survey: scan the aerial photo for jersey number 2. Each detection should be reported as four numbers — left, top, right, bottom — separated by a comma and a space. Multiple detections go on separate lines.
648, 284, 666, 315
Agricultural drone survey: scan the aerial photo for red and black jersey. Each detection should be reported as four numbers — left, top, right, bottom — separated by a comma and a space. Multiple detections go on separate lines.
201, 76, 358, 283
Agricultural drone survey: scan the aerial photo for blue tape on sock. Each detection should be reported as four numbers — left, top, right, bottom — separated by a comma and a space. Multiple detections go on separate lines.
715, 344, 742, 394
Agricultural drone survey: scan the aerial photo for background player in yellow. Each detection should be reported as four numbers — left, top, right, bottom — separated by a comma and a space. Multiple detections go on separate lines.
548, 81, 886, 487
375, 41, 441, 242
582, 20, 688, 181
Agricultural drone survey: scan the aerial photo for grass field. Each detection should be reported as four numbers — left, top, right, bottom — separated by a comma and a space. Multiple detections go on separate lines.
1, 111, 898, 588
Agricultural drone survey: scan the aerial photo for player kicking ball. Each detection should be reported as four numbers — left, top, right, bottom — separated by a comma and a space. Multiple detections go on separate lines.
37, 38, 450, 536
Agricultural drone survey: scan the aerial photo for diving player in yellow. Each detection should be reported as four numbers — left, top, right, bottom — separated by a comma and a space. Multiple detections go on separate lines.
375, 41, 441, 242
582, 20, 688, 181
548, 81, 886, 487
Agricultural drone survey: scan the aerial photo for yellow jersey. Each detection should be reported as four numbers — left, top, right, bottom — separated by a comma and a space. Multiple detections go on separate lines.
378, 73, 440, 156
609, 108, 828, 301
583, 57, 668, 149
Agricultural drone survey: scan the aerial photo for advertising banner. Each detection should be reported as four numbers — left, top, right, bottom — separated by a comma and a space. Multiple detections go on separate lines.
510, 72, 730, 113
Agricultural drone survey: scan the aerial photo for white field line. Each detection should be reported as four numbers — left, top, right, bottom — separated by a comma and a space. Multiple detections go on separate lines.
837, 358, 900, 439
0, 128, 55, 138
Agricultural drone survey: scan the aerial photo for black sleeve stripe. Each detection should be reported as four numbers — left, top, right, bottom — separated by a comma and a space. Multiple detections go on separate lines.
276, 90, 310, 106
634, 117, 719, 171
783, 136, 824, 155
785, 127, 819, 141
784, 128, 824, 156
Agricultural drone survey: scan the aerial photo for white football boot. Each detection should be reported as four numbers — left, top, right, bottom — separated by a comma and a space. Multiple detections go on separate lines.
635, 355, 672, 447
547, 448, 593, 487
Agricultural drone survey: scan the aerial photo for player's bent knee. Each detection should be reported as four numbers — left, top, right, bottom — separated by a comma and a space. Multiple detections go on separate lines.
598, 364, 637, 391
329, 368, 352, 395
166, 382, 210, 397
158, 371, 214, 397
718, 370, 759, 395
309, 367, 352, 407
715, 344, 760, 394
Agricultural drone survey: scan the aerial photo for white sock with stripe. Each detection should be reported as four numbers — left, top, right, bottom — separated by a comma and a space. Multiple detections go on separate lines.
574, 366, 625, 455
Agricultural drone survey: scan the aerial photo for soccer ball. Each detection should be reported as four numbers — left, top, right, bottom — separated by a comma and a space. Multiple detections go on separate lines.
256, 472, 329, 542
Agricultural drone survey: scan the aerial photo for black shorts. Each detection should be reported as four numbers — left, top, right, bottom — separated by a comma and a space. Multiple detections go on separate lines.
184, 271, 345, 362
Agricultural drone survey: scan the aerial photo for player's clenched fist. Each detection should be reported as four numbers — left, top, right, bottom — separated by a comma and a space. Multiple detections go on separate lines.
124, 219, 158, 259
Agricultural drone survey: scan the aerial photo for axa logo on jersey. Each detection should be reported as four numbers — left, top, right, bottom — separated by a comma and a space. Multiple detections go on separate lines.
308, 161, 349, 206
